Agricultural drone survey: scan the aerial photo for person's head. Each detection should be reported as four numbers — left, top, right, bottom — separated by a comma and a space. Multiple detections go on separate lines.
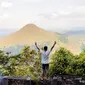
44, 46, 48, 51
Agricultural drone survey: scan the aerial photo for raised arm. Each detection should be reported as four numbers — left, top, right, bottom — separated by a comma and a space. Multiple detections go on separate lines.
35, 42, 40, 51
50, 41, 56, 51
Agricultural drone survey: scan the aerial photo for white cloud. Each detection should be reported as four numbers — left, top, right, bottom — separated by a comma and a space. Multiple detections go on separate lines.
38, 11, 72, 20
1, 1, 12, 8
2, 14, 10, 18
26, 0, 43, 2
36, 5, 85, 32
0, 0, 85, 33
0, 13, 11, 23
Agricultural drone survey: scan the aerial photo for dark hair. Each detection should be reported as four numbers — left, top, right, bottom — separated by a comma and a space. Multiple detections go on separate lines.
44, 46, 48, 51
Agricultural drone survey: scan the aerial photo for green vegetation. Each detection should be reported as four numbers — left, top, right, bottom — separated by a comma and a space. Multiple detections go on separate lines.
50, 47, 85, 77
0, 46, 85, 79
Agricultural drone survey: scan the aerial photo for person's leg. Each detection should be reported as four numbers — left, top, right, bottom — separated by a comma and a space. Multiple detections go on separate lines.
41, 64, 45, 80
45, 64, 49, 79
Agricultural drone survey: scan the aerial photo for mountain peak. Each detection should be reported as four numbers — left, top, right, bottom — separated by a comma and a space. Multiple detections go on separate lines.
18, 24, 46, 34
23, 24, 38, 28
20, 23, 42, 32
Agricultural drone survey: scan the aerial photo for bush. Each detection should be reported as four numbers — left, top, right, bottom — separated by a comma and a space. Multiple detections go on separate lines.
1, 46, 85, 79
50, 47, 77, 77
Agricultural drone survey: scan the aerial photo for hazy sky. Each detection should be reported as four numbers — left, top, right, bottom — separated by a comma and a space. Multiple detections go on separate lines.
0, 0, 85, 33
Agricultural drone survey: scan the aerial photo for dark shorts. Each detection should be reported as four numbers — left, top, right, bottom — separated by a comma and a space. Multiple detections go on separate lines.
42, 64, 49, 71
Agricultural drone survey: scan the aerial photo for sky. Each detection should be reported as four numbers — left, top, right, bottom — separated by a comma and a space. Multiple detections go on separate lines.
0, 0, 85, 34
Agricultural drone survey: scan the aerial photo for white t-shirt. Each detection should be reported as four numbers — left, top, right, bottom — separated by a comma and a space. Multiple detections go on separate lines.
40, 49, 51, 64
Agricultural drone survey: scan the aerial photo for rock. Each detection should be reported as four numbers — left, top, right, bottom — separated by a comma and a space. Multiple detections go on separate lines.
1, 75, 85, 85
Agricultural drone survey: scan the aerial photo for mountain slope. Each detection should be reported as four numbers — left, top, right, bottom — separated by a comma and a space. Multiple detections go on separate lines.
0, 24, 57, 47
65, 34, 85, 54
0, 24, 85, 54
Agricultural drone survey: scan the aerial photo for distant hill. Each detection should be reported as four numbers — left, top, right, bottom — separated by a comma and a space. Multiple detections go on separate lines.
0, 24, 57, 47
0, 29, 16, 37
0, 24, 85, 54
64, 30, 85, 54
64, 30, 85, 35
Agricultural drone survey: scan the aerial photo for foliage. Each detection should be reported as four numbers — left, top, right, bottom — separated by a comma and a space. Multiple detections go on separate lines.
0, 46, 41, 80
0, 46, 85, 79
50, 47, 74, 76
50, 47, 85, 77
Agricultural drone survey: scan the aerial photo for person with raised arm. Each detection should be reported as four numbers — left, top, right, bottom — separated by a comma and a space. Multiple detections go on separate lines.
35, 41, 56, 80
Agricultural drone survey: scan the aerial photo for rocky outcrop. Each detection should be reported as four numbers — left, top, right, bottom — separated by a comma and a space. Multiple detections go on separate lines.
1, 75, 85, 85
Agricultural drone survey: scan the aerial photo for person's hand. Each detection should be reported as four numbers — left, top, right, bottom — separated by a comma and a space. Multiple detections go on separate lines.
54, 41, 56, 45
35, 42, 37, 45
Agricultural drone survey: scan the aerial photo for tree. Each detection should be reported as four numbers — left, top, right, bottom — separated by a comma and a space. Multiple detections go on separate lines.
50, 47, 75, 77
14, 46, 41, 80
1, 45, 85, 79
